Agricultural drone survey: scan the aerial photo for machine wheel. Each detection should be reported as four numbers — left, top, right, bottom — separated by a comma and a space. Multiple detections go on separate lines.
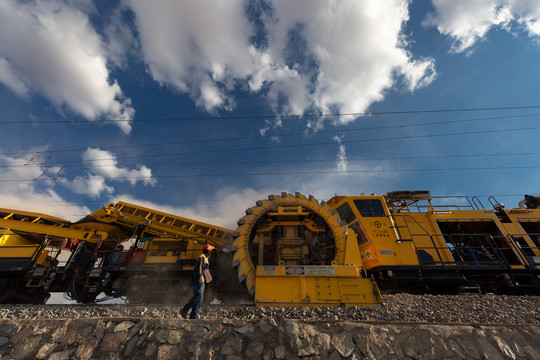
68, 268, 98, 304
231, 192, 347, 296
0, 279, 18, 304
0, 280, 51, 304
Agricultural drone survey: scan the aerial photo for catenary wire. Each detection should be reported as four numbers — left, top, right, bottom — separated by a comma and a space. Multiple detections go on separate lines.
2, 165, 540, 182
38, 124, 540, 164
3, 151, 540, 169
0, 105, 539, 124
39, 193, 529, 206
2, 112, 539, 157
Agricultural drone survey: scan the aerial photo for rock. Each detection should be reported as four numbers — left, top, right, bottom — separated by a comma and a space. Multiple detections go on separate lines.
75, 336, 98, 359
258, 319, 273, 333
60, 326, 82, 345
220, 340, 234, 356
328, 351, 341, 360
114, 321, 135, 333
235, 323, 254, 334
126, 320, 143, 340
0, 324, 19, 335
33, 326, 50, 336
188, 341, 202, 354
123, 335, 139, 356
332, 332, 354, 357
200, 349, 214, 360
0, 336, 8, 347
246, 341, 264, 357
95, 320, 106, 342
100, 330, 128, 352
494, 336, 516, 360
12, 335, 42, 359
136, 332, 148, 346
11, 326, 35, 345
48, 349, 73, 360
477, 338, 504, 360
145, 342, 158, 357
297, 345, 316, 357
156, 328, 169, 343
524, 345, 540, 360
157, 344, 180, 360
226, 356, 243, 360
36, 343, 58, 359
167, 330, 183, 344
209, 324, 227, 340
275, 345, 286, 359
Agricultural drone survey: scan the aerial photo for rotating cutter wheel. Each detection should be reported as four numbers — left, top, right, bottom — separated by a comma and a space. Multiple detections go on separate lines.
231, 192, 347, 297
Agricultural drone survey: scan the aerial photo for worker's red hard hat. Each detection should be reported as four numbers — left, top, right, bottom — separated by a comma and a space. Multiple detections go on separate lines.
203, 244, 215, 251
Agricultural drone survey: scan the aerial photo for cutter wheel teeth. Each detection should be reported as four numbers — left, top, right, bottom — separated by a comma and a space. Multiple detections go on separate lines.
230, 191, 348, 298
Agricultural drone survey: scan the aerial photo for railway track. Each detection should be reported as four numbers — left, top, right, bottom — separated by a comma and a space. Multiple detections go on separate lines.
1, 294, 539, 325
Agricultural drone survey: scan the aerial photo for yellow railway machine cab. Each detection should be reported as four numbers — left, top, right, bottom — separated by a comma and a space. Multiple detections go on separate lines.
327, 191, 540, 294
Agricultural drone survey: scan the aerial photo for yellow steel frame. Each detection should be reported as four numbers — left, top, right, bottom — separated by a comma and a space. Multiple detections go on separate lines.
254, 265, 381, 306
87, 201, 233, 249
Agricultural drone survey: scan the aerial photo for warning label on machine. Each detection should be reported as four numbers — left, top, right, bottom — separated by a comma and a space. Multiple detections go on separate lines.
304, 266, 336, 276
263, 266, 276, 275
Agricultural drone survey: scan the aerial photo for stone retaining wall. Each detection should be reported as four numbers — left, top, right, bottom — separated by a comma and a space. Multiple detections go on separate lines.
0, 318, 539, 359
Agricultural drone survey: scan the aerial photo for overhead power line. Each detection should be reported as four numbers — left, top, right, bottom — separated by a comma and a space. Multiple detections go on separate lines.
36, 193, 529, 207
4, 151, 540, 169
1, 105, 540, 124
1, 112, 539, 157
2, 165, 540, 182
51, 124, 540, 164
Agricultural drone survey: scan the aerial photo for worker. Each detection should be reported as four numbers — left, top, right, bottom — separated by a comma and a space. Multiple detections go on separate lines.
181, 244, 215, 319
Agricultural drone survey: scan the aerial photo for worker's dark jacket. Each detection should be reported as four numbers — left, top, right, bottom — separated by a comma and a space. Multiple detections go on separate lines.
193, 253, 209, 282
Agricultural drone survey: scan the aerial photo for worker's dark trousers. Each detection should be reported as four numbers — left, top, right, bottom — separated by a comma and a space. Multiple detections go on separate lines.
182, 281, 205, 318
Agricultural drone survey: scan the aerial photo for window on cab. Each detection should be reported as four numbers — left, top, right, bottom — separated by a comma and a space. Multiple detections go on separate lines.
353, 199, 385, 217
336, 202, 357, 224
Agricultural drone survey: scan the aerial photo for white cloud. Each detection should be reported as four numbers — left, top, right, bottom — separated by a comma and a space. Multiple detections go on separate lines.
115, 187, 268, 230
333, 135, 348, 173
0, 0, 134, 133
59, 175, 114, 199
129, 0, 255, 112
103, 2, 139, 69
82, 148, 157, 187
0, 154, 395, 234
0, 58, 29, 98
0, 154, 90, 221
267, 1, 436, 120
127, 0, 435, 123
424, 0, 540, 53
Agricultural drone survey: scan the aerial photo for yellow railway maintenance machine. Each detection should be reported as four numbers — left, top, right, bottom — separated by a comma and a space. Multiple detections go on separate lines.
327, 191, 540, 294
4, 190, 536, 305
0, 202, 236, 304
77, 201, 239, 304
232, 193, 382, 306
0, 208, 118, 304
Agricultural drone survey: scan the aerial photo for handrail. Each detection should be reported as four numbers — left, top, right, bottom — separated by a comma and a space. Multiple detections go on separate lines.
391, 213, 445, 267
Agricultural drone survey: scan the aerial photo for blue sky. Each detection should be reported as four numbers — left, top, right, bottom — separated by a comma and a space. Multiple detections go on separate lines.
1, 0, 540, 228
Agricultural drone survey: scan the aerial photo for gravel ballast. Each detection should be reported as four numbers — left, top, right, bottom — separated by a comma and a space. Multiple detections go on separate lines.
1, 294, 539, 324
